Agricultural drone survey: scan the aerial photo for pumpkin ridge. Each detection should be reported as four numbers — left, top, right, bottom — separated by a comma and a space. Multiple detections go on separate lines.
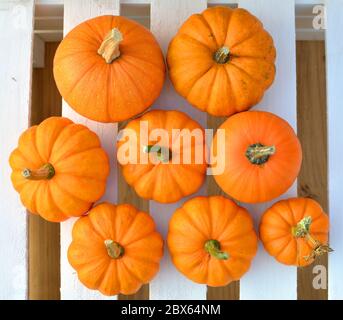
179, 208, 209, 239
227, 20, 262, 50
64, 60, 99, 99
10, 148, 38, 171
122, 229, 160, 247
185, 64, 216, 100
119, 258, 145, 284
77, 258, 110, 290
20, 181, 41, 214
227, 61, 262, 87
197, 13, 220, 48
21, 127, 45, 164
54, 49, 98, 63
222, 64, 238, 113
46, 182, 73, 218
176, 33, 216, 52
274, 237, 297, 259
120, 55, 165, 79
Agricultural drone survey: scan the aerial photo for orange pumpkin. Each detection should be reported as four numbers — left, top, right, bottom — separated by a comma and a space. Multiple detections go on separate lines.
68, 202, 164, 296
167, 6, 276, 117
54, 15, 165, 123
167, 196, 258, 287
260, 198, 332, 267
212, 111, 302, 203
9, 117, 109, 222
117, 110, 207, 203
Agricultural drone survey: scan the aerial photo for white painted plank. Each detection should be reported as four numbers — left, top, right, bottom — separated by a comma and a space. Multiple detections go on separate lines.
238, 0, 298, 300
61, 0, 120, 300
149, 0, 208, 300
326, 0, 343, 301
0, 0, 35, 300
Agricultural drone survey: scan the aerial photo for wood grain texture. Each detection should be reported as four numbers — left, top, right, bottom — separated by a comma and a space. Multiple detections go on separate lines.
117, 168, 150, 300
29, 42, 62, 300
296, 41, 328, 300
206, 116, 240, 300
0, 0, 35, 300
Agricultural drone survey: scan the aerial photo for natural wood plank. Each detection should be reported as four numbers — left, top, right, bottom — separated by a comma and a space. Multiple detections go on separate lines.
29, 42, 62, 300
0, 0, 35, 300
296, 41, 328, 300
206, 116, 240, 300
117, 168, 149, 300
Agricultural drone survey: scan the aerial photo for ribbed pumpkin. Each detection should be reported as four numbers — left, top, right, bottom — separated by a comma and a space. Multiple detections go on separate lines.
54, 15, 165, 123
68, 202, 164, 296
260, 198, 332, 267
117, 110, 207, 203
212, 111, 302, 203
9, 117, 109, 222
167, 6, 276, 117
167, 196, 258, 286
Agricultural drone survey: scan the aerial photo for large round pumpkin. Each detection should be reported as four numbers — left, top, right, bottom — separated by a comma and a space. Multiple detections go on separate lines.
167, 196, 258, 287
9, 117, 110, 222
68, 202, 164, 296
260, 198, 332, 267
167, 6, 276, 117
54, 15, 165, 123
117, 110, 207, 203
211, 111, 302, 203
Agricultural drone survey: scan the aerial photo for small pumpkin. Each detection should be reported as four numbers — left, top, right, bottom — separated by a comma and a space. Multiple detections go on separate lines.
167, 196, 258, 287
167, 6, 276, 117
68, 202, 164, 296
212, 111, 302, 203
54, 15, 165, 123
117, 110, 207, 203
9, 117, 109, 222
260, 198, 332, 267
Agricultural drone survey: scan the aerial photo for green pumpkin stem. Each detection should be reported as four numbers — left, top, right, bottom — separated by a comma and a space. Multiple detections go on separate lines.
22, 163, 55, 180
98, 28, 123, 63
292, 216, 333, 261
246, 143, 276, 165
214, 46, 230, 64
204, 240, 229, 260
143, 145, 172, 163
104, 240, 124, 259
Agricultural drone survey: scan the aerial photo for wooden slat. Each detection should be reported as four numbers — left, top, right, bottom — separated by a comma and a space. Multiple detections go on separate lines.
326, 0, 343, 301
207, 117, 240, 300
149, 0, 208, 300
296, 41, 328, 300
29, 42, 62, 300
118, 169, 149, 300
60, 0, 120, 300
238, 0, 298, 300
0, 0, 35, 300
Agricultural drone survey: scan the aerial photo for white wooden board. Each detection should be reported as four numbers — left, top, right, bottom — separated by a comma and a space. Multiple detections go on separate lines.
61, 0, 120, 300
326, 0, 343, 301
238, 0, 298, 300
0, 0, 35, 300
149, 0, 208, 300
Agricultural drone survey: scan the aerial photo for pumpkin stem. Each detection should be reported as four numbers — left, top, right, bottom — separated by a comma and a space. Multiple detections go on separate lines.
104, 240, 124, 259
98, 28, 123, 64
204, 240, 229, 260
22, 163, 55, 180
143, 145, 172, 163
292, 216, 333, 261
246, 143, 276, 165
214, 46, 230, 64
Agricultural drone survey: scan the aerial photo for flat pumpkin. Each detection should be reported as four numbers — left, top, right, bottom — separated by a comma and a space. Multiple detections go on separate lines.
212, 111, 302, 203
167, 6, 276, 117
117, 110, 207, 203
167, 196, 258, 287
68, 202, 164, 296
260, 198, 332, 267
9, 117, 109, 222
54, 15, 165, 123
